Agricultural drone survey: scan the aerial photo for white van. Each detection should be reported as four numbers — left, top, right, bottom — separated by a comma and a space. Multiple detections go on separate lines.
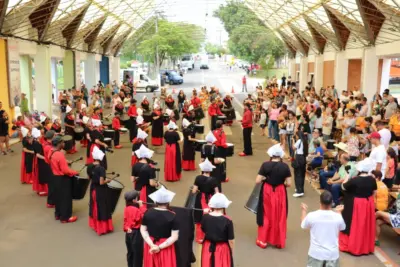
120, 69, 159, 92
181, 55, 194, 70
200, 54, 209, 69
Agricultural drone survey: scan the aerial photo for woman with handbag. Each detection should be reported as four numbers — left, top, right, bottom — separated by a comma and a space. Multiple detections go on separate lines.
292, 130, 308, 198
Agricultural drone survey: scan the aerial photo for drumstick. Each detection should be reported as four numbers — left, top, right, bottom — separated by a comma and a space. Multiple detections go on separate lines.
69, 157, 83, 165
78, 164, 87, 173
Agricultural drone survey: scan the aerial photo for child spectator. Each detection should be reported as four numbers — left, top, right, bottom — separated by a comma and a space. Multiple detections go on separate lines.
371, 170, 388, 211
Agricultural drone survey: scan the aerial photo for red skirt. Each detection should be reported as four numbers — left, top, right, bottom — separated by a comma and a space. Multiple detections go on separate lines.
66, 144, 77, 154
131, 155, 138, 166
164, 144, 181, 182
196, 193, 209, 242
20, 152, 33, 184
257, 183, 287, 248
182, 160, 196, 171
89, 190, 114, 235
32, 157, 48, 194
152, 137, 163, 146
339, 197, 375, 255
86, 144, 99, 165
143, 237, 177, 267
201, 240, 232, 267
80, 139, 88, 147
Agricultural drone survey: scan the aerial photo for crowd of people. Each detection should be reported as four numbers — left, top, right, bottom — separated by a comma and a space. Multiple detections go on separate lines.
3, 71, 400, 266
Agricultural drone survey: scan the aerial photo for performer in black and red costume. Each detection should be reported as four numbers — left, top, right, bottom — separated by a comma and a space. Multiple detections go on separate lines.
20, 127, 34, 184
112, 112, 123, 149
131, 145, 158, 209
87, 146, 114, 235
201, 132, 224, 192
239, 103, 253, 157
182, 118, 196, 171
165, 94, 175, 110
151, 103, 164, 146
131, 128, 148, 166
255, 144, 291, 249
201, 193, 235, 267
31, 128, 48, 196
86, 119, 108, 169
49, 136, 79, 223
339, 158, 376, 255
127, 98, 138, 142
192, 158, 219, 243
164, 121, 182, 182
64, 105, 78, 154
223, 95, 236, 126
213, 121, 230, 182
43, 130, 56, 208
208, 98, 223, 131
124, 190, 145, 267
51, 116, 62, 134
140, 187, 179, 267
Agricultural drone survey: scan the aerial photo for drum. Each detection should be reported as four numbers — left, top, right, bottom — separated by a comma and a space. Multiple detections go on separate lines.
107, 179, 125, 214
74, 126, 84, 141
102, 119, 112, 128
103, 129, 115, 139
184, 186, 198, 209
195, 140, 206, 152
194, 124, 204, 134
162, 114, 170, 123
104, 137, 112, 147
327, 139, 335, 150
244, 183, 262, 214
194, 107, 205, 120
121, 114, 130, 127
216, 158, 225, 163
71, 176, 90, 200
120, 127, 128, 133
62, 135, 74, 151
217, 115, 227, 124
226, 143, 234, 157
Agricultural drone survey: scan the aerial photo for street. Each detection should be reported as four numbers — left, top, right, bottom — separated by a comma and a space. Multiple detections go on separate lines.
0, 60, 396, 267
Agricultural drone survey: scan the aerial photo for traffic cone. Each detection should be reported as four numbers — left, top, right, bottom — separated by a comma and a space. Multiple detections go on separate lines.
172, 88, 176, 94
231, 86, 235, 93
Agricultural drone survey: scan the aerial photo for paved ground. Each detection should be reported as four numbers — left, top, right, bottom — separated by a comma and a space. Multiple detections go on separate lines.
0, 60, 398, 267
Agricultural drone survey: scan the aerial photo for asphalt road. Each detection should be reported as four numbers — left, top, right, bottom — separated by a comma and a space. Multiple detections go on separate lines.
0, 60, 397, 267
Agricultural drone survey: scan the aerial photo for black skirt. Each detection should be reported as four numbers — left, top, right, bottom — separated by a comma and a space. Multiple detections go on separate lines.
89, 184, 112, 221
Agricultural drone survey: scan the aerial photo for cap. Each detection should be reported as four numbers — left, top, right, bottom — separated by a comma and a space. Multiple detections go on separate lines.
52, 136, 64, 146
45, 130, 55, 140
368, 132, 381, 139
124, 190, 140, 202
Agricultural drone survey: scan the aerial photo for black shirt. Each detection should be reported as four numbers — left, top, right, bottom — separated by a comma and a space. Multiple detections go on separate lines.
88, 164, 106, 185
343, 175, 377, 198
201, 214, 234, 242
142, 208, 179, 239
194, 175, 218, 194
0, 116, 8, 136
164, 130, 179, 144
258, 161, 291, 186
131, 162, 156, 191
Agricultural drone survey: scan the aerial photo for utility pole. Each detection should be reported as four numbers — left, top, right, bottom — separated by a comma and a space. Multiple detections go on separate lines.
155, 12, 161, 88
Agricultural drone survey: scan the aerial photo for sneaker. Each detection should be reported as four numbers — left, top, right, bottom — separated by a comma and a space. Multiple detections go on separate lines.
293, 193, 304, 198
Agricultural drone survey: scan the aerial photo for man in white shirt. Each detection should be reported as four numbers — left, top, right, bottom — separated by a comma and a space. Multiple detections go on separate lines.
369, 131, 387, 175
322, 108, 333, 141
358, 97, 369, 117
375, 120, 391, 149
339, 90, 349, 103
301, 191, 346, 267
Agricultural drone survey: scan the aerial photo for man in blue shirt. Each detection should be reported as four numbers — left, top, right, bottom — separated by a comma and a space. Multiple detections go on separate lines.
310, 140, 324, 169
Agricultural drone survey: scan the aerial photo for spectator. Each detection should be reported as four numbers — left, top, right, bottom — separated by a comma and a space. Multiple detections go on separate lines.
301, 191, 345, 267
20, 93, 29, 115
344, 127, 360, 161
242, 75, 247, 93
371, 170, 388, 212
383, 147, 397, 189
322, 108, 333, 141
385, 96, 398, 119
368, 131, 387, 174
375, 120, 391, 149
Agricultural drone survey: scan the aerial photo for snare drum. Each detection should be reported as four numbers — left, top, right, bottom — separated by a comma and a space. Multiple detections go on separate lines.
195, 140, 206, 152
104, 138, 112, 147
217, 115, 227, 124
62, 135, 74, 151
71, 176, 90, 200
119, 127, 128, 133
121, 114, 130, 127
244, 183, 262, 214
74, 126, 84, 141
184, 186, 198, 209
194, 107, 205, 120
103, 129, 115, 139
194, 124, 204, 134
107, 180, 125, 214
102, 119, 112, 128
226, 143, 234, 157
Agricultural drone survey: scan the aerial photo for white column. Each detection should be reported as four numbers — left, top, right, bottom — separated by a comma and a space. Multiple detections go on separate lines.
361, 47, 379, 104
288, 58, 296, 81
380, 58, 391, 94
334, 51, 348, 94
299, 56, 308, 91
84, 54, 97, 89
314, 55, 324, 93
34, 46, 52, 116
111, 56, 120, 85
50, 58, 58, 103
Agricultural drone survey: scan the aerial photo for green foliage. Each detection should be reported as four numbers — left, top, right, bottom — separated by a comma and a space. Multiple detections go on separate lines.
121, 18, 205, 67
205, 42, 227, 56
214, 2, 285, 63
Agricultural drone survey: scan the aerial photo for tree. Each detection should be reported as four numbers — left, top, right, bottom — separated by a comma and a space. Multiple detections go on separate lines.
214, 2, 285, 63
205, 42, 226, 56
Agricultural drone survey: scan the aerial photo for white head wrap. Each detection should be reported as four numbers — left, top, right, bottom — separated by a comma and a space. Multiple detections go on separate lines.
92, 146, 105, 161
21, 127, 29, 138
188, 105, 194, 111
208, 193, 232, 209
199, 158, 215, 172
356, 158, 375, 173
168, 121, 177, 130
92, 119, 102, 127
136, 128, 148, 140
205, 131, 217, 143
40, 115, 47, 123
82, 116, 89, 124
267, 143, 285, 158
154, 103, 160, 110
136, 115, 144, 124
182, 118, 190, 128
134, 144, 154, 159
66, 106, 72, 113
52, 115, 58, 123
166, 109, 173, 116
149, 186, 175, 204
32, 128, 41, 139
137, 108, 143, 116
142, 96, 147, 101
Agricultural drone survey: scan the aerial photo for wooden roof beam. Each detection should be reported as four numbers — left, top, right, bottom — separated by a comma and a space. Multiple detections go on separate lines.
289, 24, 310, 56
323, 4, 351, 50
84, 17, 107, 52
29, 0, 60, 41
304, 19, 327, 54
0, 0, 9, 29
61, 3, 90, 48
356, 0, 385, 45
303, 15, 340, 49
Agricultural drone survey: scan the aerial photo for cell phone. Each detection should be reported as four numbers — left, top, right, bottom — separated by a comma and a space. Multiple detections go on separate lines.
345, 165, 351, 173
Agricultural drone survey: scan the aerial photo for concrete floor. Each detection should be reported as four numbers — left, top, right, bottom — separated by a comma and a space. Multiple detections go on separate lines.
0, 61, 398, 267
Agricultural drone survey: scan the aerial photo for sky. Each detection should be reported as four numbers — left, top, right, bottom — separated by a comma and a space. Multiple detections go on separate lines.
158, 0, 230, 46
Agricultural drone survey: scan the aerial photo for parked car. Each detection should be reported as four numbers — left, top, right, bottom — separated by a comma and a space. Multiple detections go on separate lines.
160, 70, 184, 85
